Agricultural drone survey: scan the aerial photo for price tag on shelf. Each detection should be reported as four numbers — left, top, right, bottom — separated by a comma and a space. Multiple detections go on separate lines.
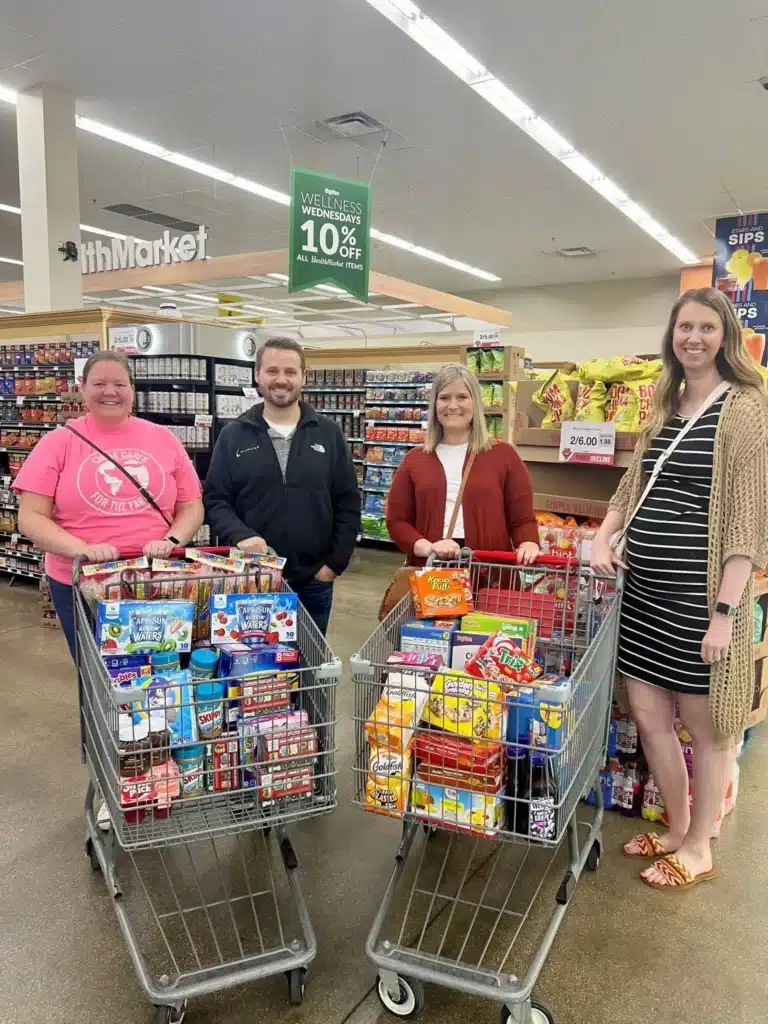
194, 414, 213, 428
109, 325, 138, 355
74, 357, 88, 387
2, 476, 10, 487
473, 327, 501, 347
559, 421, 616, 466
242, 387, 262, 404
15, 396, 23, 406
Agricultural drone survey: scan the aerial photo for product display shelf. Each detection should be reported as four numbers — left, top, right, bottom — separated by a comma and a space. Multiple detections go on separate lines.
461, 344, 525, 443
302, 367, 372, 475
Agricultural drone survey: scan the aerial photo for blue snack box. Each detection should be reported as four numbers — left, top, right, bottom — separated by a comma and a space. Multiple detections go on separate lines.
400, 619, 458, 664
134, 668, 198, 746
210, 592, 298, 645
96, 599, 195, 655
103, 654, 152, 688
219, 642, 300, 677
506, 675, 573, 751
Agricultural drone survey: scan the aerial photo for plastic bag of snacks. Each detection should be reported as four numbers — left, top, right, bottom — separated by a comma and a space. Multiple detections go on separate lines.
532, 370, 576, 426
606, 378, 656, 432
78, 557, 152, 608
574, 380, 608, 422
578, 356, 662, 383
409, 568, 474, 619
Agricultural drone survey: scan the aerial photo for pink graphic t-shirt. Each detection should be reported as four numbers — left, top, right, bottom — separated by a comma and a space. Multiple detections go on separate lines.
13, 415, 202, 583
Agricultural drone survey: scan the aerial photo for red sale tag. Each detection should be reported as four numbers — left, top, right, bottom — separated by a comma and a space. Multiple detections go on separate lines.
559, 421, 616, 466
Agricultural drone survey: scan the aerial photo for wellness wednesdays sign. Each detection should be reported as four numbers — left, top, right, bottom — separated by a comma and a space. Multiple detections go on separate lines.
288, 168, 371, 301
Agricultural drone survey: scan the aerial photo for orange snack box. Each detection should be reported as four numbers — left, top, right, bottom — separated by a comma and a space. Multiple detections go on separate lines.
409, 568, 474, 620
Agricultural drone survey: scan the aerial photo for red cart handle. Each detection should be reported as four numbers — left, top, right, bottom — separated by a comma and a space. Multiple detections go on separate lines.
470, 549, 578, 568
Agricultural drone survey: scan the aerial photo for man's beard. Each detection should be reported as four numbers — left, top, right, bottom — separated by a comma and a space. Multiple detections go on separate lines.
266, 386, 299, 406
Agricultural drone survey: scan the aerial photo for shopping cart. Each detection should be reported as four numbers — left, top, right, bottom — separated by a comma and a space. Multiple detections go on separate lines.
351, 550, 619, 1024
75, 547, 341, 1023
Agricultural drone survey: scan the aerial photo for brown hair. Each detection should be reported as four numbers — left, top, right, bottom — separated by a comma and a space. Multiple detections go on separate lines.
81, 350, 134, 384
424, 363, 493, 455
256, 336, 305, 371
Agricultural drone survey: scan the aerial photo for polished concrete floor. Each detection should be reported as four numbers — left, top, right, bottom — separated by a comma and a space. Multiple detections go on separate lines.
0, 547, 766, 1024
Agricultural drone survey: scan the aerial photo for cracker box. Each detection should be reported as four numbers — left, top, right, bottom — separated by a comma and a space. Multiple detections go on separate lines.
413, 731, 504, 793
209, 592, 298, 645
260, 763, 314, 804
96, 599, 195, 656
240, 671, 293, 718
506, 675, 573, 751
410, 777, 505, 837
400, 619, 458, 665
423, 670, 505, 741
450, 631, 491, 672
204, 737, 240, 792
460, 612, 537, 659
364, 669, 433, 754
365, 747, 412, 816
409, 568, 474, 619
219, 642, 300, 677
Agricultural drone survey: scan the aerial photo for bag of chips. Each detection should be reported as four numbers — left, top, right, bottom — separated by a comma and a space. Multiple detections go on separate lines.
578, 356, 662, 383
532, 371, 576, 426
575, 380, 608, 422
606, 379, 656, 431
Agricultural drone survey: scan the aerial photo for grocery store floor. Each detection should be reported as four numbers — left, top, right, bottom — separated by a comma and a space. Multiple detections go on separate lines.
1, 547, 767, 1024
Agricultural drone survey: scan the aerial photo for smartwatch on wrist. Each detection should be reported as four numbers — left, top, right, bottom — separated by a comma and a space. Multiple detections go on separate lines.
714, 601, 738, 618
164, 534, 181, 547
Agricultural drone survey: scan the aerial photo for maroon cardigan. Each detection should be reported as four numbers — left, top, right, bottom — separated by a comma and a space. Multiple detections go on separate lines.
386, 441, 538, 560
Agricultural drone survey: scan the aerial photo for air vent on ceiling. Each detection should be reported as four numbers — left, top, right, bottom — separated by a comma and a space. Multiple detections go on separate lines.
552, 246, 598, 259
104, 203, 200, 233
320, 111, 387, 138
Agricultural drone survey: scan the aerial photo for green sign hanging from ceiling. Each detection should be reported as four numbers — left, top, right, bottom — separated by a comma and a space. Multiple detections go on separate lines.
288, 167, 371, 302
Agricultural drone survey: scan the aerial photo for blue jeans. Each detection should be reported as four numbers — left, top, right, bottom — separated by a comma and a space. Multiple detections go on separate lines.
293, 578, 334, 636
49, 578, 77, 662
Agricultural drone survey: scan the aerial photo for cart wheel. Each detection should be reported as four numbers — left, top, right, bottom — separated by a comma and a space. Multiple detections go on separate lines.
377, 974, 424, 1018
586, 839, 601, 873
500, 1000, 554, 1024
153, 1002, 186, 1024
286, 967, 306, 1006
85, 838, 100, 873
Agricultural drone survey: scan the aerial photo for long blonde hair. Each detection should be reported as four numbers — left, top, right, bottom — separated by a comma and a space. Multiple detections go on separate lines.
424, 363, 493, 454
642, 287, 766, 445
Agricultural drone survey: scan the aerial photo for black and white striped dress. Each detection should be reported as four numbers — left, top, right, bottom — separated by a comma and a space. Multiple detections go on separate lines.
617, 393, 727, 694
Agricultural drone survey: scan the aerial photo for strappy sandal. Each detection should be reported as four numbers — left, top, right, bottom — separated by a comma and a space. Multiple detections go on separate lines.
642, 854, 718, 891
622, 832, 665, 858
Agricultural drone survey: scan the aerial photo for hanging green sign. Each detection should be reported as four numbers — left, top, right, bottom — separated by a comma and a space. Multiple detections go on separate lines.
288, 167, 371, 301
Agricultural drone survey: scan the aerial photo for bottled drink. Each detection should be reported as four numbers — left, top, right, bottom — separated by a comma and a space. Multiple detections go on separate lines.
506, 745, 529, 835
528, 750, 557, 841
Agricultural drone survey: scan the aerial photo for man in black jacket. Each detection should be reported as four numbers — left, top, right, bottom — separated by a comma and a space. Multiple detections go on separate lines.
204, 337, 361, 634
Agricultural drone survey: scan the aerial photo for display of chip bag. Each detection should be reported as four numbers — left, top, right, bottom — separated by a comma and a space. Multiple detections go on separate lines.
578, 356, 662, 383
532, 370, 576, 426
574, 379, 608, 422
480, 383, 494, 409
409, 568, 474, 620
606, 378, 656, 432
464, 632, 543, 687
423, 670, 505, 741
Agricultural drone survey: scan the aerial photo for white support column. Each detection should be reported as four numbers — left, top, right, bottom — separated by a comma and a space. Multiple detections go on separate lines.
16, 86, 82, 312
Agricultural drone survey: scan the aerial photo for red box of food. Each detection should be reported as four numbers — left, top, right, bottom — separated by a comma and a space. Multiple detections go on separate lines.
413, 731, 504, 793
259, 724, 318, 764
204, 738, 240, 792
259, 763, 314, 803
241, 672, 292, 717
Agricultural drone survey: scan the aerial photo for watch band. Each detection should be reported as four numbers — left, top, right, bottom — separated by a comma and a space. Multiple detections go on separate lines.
714, 601, 737, 618
164, 534, 181, 546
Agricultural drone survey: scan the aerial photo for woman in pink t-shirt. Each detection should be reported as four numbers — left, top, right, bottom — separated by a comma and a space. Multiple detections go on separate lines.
14, 351, 204, 659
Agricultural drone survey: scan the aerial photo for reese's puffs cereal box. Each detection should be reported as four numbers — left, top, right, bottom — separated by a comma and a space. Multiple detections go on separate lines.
409, 568, 474, 620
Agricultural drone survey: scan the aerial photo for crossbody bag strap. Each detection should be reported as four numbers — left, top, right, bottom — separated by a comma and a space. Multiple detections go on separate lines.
446, 449, 477, 538
620, 380, 730, 538
64, 423, 173, 528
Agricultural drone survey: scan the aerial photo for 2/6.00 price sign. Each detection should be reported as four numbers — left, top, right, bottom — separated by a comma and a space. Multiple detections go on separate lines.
559, 421, 616, 465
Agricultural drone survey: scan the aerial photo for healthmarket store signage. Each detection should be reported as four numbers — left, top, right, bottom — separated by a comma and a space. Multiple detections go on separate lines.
288, 168, 371, 301
81, 226, 208, 274
713, 212, 768, 365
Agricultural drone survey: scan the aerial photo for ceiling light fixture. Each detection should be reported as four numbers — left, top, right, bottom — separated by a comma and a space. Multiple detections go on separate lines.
142, 285, 177, 294
0, 86, 501, 282
184, 292, 219, 304
0, 199, 143, 243
362, 0, 698, 264
0, 256, 23, 265
0, 306, 22, 314
266, 273, 290, 282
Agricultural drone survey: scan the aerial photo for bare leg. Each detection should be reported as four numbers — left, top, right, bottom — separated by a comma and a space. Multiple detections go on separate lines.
624, 678, 690, 858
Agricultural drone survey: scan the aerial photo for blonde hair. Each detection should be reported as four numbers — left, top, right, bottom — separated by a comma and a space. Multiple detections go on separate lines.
424, 363, 493, 454
642, 287, 767, 447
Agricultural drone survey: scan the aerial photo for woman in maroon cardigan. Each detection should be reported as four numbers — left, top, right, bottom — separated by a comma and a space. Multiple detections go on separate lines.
387, 363, 540, 564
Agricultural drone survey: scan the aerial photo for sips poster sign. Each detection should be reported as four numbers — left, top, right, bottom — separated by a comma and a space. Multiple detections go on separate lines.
712, 212, 768, 365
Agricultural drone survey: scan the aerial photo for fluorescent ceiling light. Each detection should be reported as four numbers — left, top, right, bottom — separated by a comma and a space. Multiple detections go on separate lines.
184, 292, 219, 304
267, 273, 289, 282
0, 307, 22, 314
120, 288, 149, 295
0, 256, 23, 265
243, 303, 289, 315
362, 0, 698, 265
314, 284, 347, 294
0, 202, 21, 215
0, 88, 500, 282
142, 285, 177, 294
0, 199, 141, 242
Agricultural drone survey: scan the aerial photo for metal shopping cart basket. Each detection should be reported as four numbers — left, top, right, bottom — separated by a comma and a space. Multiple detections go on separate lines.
74, 547, 341, 1023
351, 550, 619, 1024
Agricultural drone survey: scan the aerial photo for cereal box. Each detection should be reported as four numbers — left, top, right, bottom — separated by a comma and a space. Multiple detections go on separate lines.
400, 619, 458, 665
410, 777, 504, 837
364, 669, 433, 753
409, 568, 474, 619
423, 670, 505, 741
450, 631, 491, 671
209, 593, 298, 645
96, 599, 195, 656
365, 747, 412, 816
460, 613, 537, 659
465, 633, 543, 687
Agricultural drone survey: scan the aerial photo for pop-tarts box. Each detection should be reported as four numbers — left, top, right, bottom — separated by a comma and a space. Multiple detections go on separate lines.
400, 619, 458, 665
219, 642, 300, 678
210, 593, 298, 646
506, 675, 573, 751
450, 631, 492, 671
96, 599, 195, 656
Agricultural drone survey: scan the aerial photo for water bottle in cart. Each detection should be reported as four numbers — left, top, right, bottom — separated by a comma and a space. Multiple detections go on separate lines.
528, 750, 557, 841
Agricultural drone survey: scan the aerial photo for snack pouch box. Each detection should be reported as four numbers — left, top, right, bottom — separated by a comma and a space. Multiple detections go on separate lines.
219, 642, 300, 677
450, 631, 491, 671
506, 675, 573, 751
365, 747, 412, 816
210, 592, 298, 645
410, 776, 504, 837
387, 651, 444, 671
460, 612, 536, 659
409, 568, 473, 619
400, 619, 458, 665
364, 669, 433, 753
96, 599, 195, 656
423, 670, 505, 741
204, 737, 240, 792
134, 669, 199, 747
413, 731, 504, 793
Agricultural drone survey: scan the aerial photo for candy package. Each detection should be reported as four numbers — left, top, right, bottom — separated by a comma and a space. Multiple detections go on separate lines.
464, 632, 543, 687
532, 371, 576, 426
574, 380, 607, 422
409, 568, 474, 619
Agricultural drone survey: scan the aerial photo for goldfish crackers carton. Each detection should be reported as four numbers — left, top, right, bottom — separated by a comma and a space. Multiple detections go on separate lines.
409, 568, 473, 620
364, 747, 412, 816
364, 668, 433, 753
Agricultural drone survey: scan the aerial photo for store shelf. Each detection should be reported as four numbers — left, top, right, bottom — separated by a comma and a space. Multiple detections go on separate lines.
516, 445, 633, 468
364, 382, 430, 389
473, 373, 505, 382
314, 408, 364, 415
0, 364, 74, 372
346, 437, 365, 443
0, 395, 66, 402
366, 419, 426, 427
138, 411, 202, 419
352, 458, 364, 465
359, 533, 395, 544
0, 503, 18, 511
135, 377, 209, 386
304, 386, 365, 393
0, 546, 40, 561
362, 485, 391, 494
0, 447, 32, 454
482, 408, 504, 416
214, 384, 252, 394
0, 564, 43, 580
365, 460, 401, 469
1, 422, 57, 430
365, 440, 421, 448
365, 400, 427, 407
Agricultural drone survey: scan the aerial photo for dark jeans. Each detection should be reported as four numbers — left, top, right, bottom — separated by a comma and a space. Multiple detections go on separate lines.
49, 578, 77, 662
292, 578, 334, 636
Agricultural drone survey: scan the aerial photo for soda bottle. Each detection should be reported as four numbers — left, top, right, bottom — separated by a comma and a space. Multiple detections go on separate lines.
528, 750, 557, 841
506, 745, 529, 835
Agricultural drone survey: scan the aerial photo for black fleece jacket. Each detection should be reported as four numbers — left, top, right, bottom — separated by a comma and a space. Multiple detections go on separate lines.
204, 402, 361, 583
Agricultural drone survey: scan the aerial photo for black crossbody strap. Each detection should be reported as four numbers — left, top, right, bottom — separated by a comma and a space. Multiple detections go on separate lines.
64, 423, 172, 528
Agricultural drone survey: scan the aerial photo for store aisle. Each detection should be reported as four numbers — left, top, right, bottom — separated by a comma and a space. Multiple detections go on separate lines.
0, 551, 766, 1024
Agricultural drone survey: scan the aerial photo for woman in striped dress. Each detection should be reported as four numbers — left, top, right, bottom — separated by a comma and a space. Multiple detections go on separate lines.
591, 288, 768, 891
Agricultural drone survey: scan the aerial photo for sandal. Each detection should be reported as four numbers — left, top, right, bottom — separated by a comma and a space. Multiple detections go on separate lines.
623, 832, 665, 858
642, 854, 718, 891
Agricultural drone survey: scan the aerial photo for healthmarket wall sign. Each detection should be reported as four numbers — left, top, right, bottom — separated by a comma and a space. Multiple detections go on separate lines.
288, 168, 371, 301
81, 226, 208, 274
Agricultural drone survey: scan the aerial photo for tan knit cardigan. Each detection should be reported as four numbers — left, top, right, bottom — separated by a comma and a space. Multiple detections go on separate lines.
609, 386, 768, 745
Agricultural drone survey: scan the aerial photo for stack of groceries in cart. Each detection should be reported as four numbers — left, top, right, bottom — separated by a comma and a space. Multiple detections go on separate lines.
362, 563, 604, 843
79, 548, 322, 828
